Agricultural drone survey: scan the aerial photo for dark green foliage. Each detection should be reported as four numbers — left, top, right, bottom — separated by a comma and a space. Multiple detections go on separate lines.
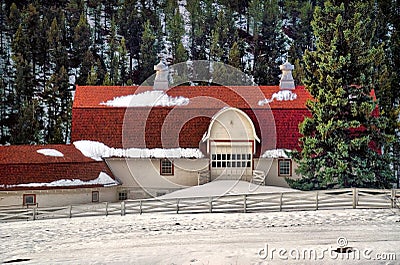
250, 0, 287, 85
291, 1, 396, 190
0, 0, 397, 159
138, 20, 158, 85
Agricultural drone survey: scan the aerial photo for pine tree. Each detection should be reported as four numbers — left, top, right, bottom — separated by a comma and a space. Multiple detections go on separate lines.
107, 19, 119, 85
166, 6, 185, 63
290, 1, 395, 190
228, 41, 241, 69
86, 65, 98, 85
249, 0, 287, 85
71, 13, 91, 69
118, 37, 129, 85
138, 20, 158, 85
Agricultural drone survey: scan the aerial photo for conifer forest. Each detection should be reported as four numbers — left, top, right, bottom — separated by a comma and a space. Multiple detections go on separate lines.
0, 1, 398, 187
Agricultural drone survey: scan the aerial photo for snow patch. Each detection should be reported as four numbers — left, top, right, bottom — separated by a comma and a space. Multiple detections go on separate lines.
73, 140, 204, 161
159, 180, 296, 199
261, 149, 290, 158
37, 149, 64, 157
258, 90, 297, 105
100, 90, 189, 107
6, 172, 118, 188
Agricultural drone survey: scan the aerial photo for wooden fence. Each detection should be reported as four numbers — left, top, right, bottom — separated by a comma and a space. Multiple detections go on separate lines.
0, 188, 399, 222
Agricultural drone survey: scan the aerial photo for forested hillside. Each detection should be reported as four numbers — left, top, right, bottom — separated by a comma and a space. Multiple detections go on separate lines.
0, 0, 398, 146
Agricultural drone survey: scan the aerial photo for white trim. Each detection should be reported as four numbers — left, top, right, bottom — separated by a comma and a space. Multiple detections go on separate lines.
202, 107, 260, 143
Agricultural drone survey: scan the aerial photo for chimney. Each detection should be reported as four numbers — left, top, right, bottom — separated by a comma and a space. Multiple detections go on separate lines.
153, 60, 169, 90
279, 61, 295, 90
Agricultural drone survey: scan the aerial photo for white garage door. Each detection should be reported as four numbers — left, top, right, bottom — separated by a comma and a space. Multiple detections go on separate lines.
210, 142, 252, 179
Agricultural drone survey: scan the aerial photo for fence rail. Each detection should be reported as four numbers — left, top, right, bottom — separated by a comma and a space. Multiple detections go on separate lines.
0, 188, 398, 222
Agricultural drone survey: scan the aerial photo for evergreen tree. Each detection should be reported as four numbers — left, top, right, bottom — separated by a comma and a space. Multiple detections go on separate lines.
166, 7, 185, 63
138, 20, 158, 84
71, 13, 91, 69
228, 41, 241, 69
107, 19, 119, 85
291, 1, 395, 190
86, 65, 98, 85
118, 37, 129, 85
249, 0, 287, 85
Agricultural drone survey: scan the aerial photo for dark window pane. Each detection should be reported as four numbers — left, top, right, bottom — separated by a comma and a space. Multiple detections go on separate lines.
222, 161, 226, 167
222, 154, 226, 160
212, 161, 216, 167
227, 154, 231, 160
212, 154, 216, 160
232, 154, 236, 160
247, 161, 251, 167
217, 154, 221, 160
217, 162, 221, 167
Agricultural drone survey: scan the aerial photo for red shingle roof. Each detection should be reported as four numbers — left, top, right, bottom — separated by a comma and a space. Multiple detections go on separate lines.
73, 85, 312, 109
0, 144, 115, 190
72, 85, 313, 154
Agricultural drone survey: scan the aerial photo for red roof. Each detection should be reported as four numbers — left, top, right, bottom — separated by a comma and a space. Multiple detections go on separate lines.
0, 145, 115, 190
73, 85, 312, 109
72, 85, 313, 155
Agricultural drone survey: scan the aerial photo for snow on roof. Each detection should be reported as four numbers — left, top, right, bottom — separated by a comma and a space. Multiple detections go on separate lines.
258, 90, 297, 106
73, 140, 204, 161
37, 148, 64, 157
100, 90, 189, 107
159, 180, 296, 199
261, 149, 290, 158
3, 172, 118, 189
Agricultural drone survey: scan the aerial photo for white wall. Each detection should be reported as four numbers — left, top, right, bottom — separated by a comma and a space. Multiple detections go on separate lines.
254, 158, 301, 187
0, 187, 118, 208
106, 158, 209, 198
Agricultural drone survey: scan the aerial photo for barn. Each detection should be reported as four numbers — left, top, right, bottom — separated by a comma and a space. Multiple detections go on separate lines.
0, 61, 312, 206
70, 61, 312, 198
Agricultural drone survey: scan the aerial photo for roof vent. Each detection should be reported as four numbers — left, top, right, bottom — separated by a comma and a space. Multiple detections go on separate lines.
153, 60, 169, 90
279, 61, 295, 90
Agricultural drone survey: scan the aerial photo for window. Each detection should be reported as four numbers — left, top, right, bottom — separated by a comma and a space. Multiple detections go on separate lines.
278, 159, 292, 176
92, 191, 99, 202
23, 194, 36, 206
211, 153, 252, 168
160, 159, 174, 175
118, 191, 128, 201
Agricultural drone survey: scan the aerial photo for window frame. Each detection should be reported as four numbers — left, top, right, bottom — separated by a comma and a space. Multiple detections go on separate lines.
160, 158, 174, 176
278, 159, 292, 177
23, 194, 36, 206
92, 191, 99, 202
118, 190, 128, 201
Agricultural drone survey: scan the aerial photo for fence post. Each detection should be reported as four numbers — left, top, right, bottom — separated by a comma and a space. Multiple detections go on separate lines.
105, 202, 108, 216
279, 193, 283, 211
391, 189, 396, 208
209, 197, 213, 213
176, 199, 180, 214
243, 195, 247, 213
352, 188, 358, 209
139, 200, 143, 215
121, 201, 126, 216
316, 191, 319, 210
69, 205, 72, 218
32, 207, 36, 221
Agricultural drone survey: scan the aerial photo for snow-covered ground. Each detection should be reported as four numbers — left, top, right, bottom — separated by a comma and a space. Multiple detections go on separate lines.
1, 209, 399, 264
159, 180, 295, 199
